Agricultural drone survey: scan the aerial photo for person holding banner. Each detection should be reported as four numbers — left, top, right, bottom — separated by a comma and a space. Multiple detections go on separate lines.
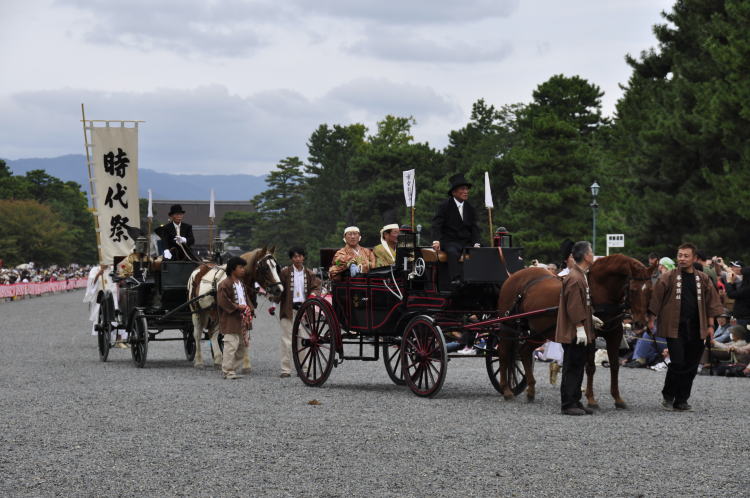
155, 204, 196, 260
432, 173, 481, 286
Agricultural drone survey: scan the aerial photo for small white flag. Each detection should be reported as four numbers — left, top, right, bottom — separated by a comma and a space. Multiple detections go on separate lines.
403, 169, 416, 207
484, 172, 494, 209
147, 189, 153, 218
209, 189, 216, 219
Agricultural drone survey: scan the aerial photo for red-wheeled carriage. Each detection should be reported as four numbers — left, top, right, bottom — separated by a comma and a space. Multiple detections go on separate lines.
291, 230, 556, 397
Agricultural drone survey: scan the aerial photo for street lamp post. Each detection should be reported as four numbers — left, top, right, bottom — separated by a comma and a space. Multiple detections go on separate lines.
590, 181, 600, 254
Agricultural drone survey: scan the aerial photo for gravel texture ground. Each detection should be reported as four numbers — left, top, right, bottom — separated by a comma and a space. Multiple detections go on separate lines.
0, 290, 747, 497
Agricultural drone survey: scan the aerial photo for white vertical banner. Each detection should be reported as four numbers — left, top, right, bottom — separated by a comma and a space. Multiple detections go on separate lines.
147, 188, 153, 218
91, 126, 140, 264
402, 169, 416, 207
209, 189, 216, 219
484, 171, 494, 209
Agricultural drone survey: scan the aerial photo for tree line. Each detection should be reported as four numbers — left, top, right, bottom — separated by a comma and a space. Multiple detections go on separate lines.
223, 0, 750, 266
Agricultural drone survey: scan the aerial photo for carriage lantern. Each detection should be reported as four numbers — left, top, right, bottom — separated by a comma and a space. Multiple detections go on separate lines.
494, 227, 512, 248
135, 236, 149, 255
212, 236, 225, 263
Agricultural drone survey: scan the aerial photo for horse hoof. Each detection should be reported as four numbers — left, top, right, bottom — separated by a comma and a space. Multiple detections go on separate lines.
587, 403, 600, 410
502, 394, 514, 401
213, 362, 222, 369
615, 401, 628, 410
193, 363, 204, 370
241, 368, 251, 374
526, 396, 535, 403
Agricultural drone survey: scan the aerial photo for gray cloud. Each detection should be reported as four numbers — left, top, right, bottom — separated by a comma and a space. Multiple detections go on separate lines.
58, 0, 284, 56
0, 80, 458, 173
346, 28, 513, 63
295, 0, 519, 25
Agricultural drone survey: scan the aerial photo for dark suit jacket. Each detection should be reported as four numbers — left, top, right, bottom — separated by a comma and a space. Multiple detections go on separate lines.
432, 197, 481, 246
155, 222, 195, 259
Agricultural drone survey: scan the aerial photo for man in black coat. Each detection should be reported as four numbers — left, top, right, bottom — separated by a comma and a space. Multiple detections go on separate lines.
155, 204, 196, 260
432, 173, 481, 284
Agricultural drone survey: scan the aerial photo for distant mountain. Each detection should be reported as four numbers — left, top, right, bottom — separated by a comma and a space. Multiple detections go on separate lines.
5, 154, 268, 201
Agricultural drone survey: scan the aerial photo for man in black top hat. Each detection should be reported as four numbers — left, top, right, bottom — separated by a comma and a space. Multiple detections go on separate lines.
432, 173, 481, 285
155, 204, 196, 260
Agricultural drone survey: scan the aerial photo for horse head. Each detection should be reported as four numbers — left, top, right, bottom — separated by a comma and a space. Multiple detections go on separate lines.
256, 245, 283, 299
590, 254, 653, 331
625, 259, 655, 331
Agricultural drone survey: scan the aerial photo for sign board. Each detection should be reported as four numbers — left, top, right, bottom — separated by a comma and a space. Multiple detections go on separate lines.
606, 234, 625, 256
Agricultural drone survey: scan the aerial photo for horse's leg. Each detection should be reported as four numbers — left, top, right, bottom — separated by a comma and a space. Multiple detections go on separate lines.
192, 313, 205, 368
609, 330, 627, 409
519, 341, 537, 402
585, 344, 599, 409
498, 337, 514, 400
210, 323, 223, 369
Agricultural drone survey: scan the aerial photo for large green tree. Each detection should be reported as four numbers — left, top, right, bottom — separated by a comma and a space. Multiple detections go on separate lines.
504, 75, 608, 261
0, 200, 76, 266
614, 0, 750, 260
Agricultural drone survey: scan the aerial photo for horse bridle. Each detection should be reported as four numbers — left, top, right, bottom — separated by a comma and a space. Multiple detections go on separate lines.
594, 274, 651, 333
255, 253, 282, 292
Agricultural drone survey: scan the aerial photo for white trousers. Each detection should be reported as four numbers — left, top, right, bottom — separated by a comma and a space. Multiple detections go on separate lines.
279, 311, 296, 375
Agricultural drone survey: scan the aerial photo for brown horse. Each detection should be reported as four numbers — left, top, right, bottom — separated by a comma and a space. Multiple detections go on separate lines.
494, 254, 655, 408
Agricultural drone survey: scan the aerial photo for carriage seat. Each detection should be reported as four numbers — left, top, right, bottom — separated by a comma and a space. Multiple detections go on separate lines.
420, 248, 448, 263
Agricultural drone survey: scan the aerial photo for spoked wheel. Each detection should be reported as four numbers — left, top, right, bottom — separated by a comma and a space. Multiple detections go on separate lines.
383, 340, 405, 386
130, 312, 149, 368
292, 299, 337, 386
401, 315, 447, 398
183, 327, 196, 361
485, 334, 527, 396
96, 300, 112, 362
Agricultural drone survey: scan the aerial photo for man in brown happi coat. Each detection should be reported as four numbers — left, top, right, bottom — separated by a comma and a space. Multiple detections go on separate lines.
555, 241, 596, 416
648, 243, 723, 411
217, 257, 254, 380
271, 247, 321, 378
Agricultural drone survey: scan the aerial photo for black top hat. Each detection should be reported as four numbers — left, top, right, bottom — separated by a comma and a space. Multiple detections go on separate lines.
447, 173, 472, 195
168, 204, 186, 216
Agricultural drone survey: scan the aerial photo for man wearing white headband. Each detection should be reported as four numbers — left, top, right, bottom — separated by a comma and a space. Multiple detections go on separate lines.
328, 226, 376, 280
374, 224, 400, 267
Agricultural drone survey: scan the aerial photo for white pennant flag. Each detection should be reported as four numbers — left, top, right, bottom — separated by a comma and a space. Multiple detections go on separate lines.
484, 172, 494, 209
147, 189, 153, 218
403, 169, 416, 207
209, 189, 216, 219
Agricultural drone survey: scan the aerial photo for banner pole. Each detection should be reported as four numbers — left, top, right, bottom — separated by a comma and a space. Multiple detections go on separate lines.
81, 103, 104, 265
487, 207, 493, 246
410, 207, 415, 232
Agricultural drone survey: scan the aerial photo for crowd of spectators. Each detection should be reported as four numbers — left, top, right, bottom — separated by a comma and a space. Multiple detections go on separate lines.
0, 262, 92, 285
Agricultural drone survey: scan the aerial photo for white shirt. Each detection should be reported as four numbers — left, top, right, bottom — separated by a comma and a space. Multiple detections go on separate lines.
454, 197, 464, 220
293, 267, 305, 303
173, 222, 181, 237
234, 281, 247, 306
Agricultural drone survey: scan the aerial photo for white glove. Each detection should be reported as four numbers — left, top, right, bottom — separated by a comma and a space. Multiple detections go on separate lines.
474, 243, 481, 247
163, 249, 172, 259
174, 236, 187, 244
349, 263, 359, 277
592, 316, 604, 330
575, 325, 587, 345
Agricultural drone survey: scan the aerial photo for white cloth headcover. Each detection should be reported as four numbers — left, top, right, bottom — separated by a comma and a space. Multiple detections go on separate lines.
343, 226, 360, 242
379, 224, 400, 260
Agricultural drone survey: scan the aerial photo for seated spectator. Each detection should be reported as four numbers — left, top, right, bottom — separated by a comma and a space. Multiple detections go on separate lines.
658, 256, 676, 274
624, 325, 668, 368
726, 265, 750, 330
701, 326, 747, 370
713, 311, 732, 343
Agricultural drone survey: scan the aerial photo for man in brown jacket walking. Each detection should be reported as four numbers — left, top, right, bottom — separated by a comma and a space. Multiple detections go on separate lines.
271, 247, 321, 378
217, 257, 254, 380
648, 243, 723, 411
555, 241, 596, 416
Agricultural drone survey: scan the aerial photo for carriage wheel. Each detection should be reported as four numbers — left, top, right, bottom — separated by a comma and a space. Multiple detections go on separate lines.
183, 327, 196, 361
401, 316, 447, 398
292, 299, 336, 386
382, 340, 405, 386
485, 334, 527, 396
130, 312, 149, 368
96, 301, 111, 362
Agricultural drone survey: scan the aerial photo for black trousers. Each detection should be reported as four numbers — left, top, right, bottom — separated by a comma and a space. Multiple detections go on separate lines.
663, 323, 704, 404
560, 342, 594, 409
442, 241, 466, 281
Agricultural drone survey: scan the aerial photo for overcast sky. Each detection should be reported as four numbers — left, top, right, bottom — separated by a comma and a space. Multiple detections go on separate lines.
0, 0, 674, 175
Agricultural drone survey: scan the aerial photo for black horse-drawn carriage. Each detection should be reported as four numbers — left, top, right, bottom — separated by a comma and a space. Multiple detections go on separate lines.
95, 254, 208, 368
291, 229, 553, 397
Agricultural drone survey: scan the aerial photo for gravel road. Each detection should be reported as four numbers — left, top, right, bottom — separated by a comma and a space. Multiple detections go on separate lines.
1, 290, 746, 497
